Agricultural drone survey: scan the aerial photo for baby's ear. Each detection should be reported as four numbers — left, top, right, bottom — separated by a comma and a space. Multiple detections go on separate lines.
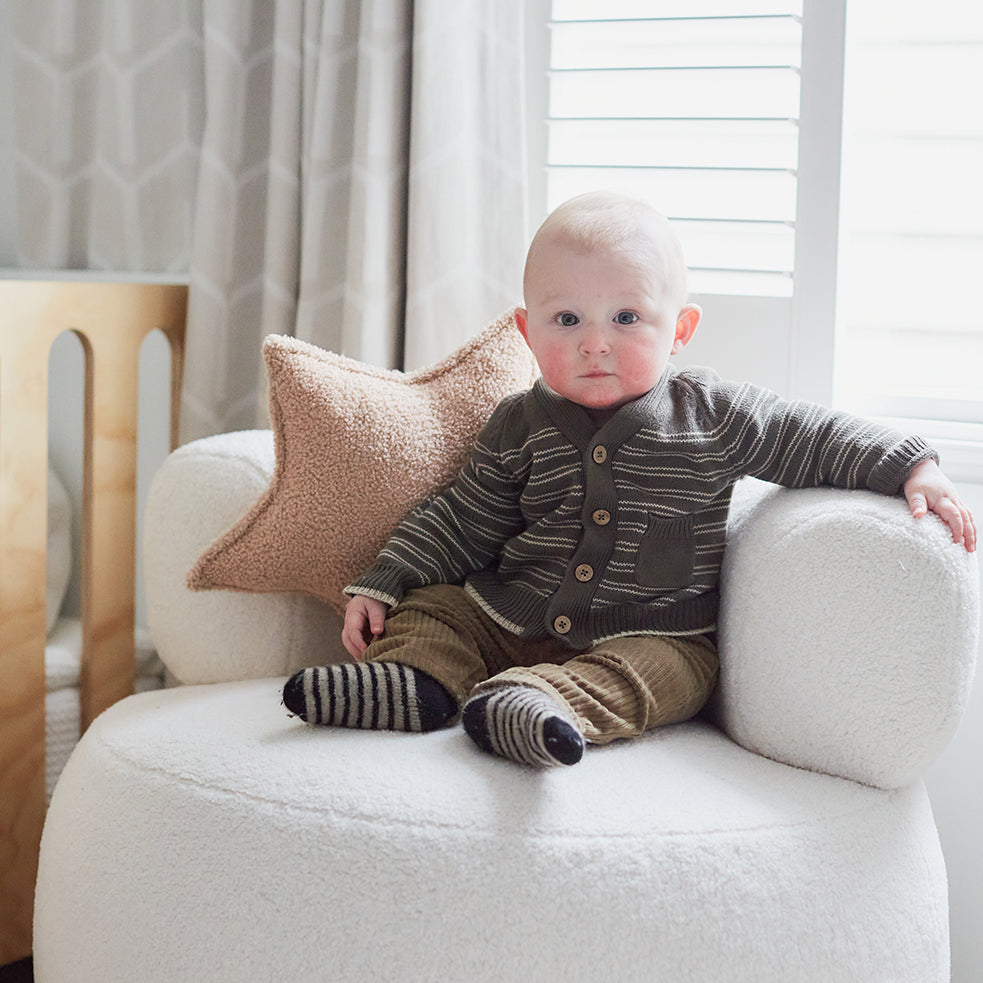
514, 307, 530, 344
672, 304, 701, 354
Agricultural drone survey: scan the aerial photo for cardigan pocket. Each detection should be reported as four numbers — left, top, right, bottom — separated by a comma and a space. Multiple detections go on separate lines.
635, 515, 696, 589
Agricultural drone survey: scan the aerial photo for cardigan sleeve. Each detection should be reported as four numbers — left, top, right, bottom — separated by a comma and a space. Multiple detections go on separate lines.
690, 374, 938, 495
344, 395, 529, 606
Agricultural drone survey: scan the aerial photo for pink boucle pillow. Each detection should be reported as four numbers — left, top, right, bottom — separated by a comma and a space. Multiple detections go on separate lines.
187, 309, 539, 612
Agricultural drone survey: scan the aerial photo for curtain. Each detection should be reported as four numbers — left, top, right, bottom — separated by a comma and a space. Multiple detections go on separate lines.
9, 1, 203, 272
10, 0, 527, 441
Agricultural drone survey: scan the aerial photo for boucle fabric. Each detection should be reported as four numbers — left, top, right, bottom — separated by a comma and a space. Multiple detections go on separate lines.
145, 430, 347, 684
35, 681, 950, 982
187, 311, 538, 612
717, 479, 979, 789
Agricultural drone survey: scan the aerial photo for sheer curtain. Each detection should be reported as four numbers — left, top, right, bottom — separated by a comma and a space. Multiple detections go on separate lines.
10, 0, 527, 440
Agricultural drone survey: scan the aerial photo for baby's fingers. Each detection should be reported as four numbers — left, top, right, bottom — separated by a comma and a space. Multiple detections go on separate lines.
931, 496, 976, 552
960, 504, 977, 553
341, 622, 369, 660
907, 491, 928, 520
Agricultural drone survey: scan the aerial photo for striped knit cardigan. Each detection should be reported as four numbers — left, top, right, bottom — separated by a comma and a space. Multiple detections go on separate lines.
346, 366, 936, 650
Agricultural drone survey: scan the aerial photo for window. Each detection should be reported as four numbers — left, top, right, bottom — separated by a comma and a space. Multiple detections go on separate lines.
834, 0, 983, 452
527, 0, 983, 475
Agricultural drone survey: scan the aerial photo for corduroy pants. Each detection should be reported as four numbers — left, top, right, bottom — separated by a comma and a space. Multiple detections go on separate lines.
360, 584, 719, 745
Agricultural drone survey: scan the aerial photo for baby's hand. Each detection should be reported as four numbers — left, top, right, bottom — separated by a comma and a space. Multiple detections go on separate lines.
342, 594, 390, 659
904, 459, 977, 552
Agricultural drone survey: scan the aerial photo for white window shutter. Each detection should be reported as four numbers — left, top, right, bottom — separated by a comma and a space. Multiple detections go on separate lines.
543, 2, 805, 297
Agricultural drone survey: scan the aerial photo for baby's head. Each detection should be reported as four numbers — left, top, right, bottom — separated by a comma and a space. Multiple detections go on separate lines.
523, 192, 690, 314
516, 192, 700, 413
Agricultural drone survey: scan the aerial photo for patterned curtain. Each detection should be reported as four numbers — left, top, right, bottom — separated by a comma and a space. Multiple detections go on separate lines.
10, 2, 203, 272
10, 0, 527, 440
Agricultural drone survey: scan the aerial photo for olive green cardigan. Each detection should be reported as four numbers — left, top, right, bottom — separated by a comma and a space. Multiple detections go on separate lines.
347, 366, 935, 649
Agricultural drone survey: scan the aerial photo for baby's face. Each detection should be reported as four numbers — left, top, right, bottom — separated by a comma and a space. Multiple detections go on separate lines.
517, 238, 690, 412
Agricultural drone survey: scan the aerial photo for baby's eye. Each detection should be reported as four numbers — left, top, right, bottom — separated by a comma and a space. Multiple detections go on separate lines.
557, 312, 580, 327
615, 311, 639, 325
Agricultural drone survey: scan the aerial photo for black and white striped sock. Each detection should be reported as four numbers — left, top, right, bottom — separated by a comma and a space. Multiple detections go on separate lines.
282, 662, 456, 733
462, 686, 584, 767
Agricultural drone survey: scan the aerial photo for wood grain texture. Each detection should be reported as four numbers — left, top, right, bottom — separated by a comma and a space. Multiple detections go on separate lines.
0, 280, 187, 964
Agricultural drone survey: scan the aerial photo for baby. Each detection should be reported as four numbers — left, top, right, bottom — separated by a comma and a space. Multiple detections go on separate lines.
283, 191, 976, 767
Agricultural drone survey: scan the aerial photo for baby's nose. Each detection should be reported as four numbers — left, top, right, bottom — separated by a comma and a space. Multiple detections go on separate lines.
579, 324, 611, 354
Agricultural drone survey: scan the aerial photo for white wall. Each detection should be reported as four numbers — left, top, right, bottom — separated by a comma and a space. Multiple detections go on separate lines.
680, 294, 795, 398
925, 479, 983, 983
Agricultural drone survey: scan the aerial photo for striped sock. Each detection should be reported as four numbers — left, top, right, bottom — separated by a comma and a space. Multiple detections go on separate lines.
462, 686, 584, 767
282, 662, 456, 733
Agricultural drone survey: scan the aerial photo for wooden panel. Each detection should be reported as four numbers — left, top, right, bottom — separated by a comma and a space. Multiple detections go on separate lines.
0, 279, 187, 964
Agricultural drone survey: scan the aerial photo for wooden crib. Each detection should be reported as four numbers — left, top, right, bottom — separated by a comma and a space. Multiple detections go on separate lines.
0, 279, 188, 965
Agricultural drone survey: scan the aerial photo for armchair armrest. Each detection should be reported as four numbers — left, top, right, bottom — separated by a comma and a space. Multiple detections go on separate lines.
717, 479, 979, 789
144, 431, 346, 685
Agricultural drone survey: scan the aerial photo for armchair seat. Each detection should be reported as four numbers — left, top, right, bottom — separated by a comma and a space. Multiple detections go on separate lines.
34, 679, 947, 982
32, 429, 978, 982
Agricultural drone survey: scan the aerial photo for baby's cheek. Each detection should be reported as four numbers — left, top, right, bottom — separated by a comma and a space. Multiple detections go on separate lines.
533, 349, 571, 387
623, 355, 667, 392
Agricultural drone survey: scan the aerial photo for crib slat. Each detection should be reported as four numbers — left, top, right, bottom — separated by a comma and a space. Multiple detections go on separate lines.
77, 326, 142, 727
77, 301, 148, 728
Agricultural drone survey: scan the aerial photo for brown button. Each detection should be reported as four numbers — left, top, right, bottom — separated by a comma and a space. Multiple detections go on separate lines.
592, 445, 608, 464
592, 509, 611, 526
575, 564, 594, 582
553, 615, 572, 635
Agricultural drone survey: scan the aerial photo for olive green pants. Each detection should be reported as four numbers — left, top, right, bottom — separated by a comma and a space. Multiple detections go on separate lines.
360, 584, 719, 745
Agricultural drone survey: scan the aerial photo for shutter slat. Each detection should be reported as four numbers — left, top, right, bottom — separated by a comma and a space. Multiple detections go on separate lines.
548, 118, 798, 169
553, 1, 803, 19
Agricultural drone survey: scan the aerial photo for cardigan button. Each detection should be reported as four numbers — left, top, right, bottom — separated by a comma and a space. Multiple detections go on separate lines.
553, 615, 572, 635
592, 445, 608, 464
592, 509, 611, 526
575, 564, 594, 582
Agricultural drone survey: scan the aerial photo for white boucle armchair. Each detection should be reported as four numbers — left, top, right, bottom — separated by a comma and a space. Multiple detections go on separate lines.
33, 429, 979, 983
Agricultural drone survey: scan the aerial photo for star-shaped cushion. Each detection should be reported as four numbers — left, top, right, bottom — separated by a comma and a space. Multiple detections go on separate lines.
187, 310, 539, 612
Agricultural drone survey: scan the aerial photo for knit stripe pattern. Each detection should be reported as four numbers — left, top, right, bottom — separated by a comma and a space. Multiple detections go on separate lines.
297, 663, 426, 731
463, 687, 584, 767
347, 366, 936, 649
